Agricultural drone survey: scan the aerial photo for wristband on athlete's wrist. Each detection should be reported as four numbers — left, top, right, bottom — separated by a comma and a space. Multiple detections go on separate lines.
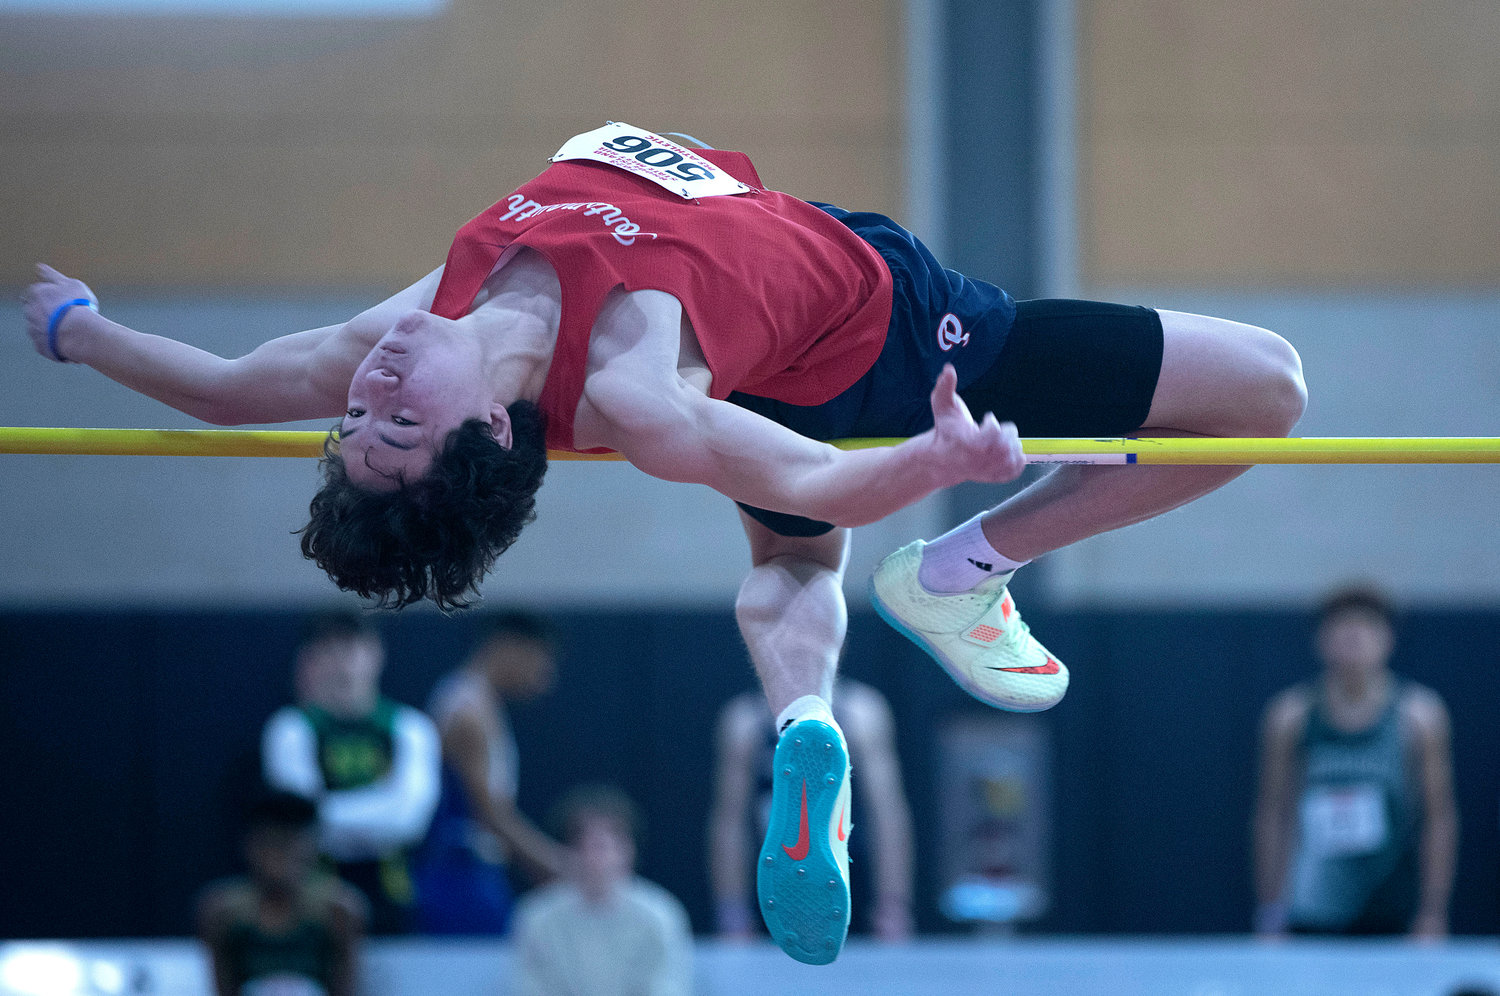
45, 297, 98, 363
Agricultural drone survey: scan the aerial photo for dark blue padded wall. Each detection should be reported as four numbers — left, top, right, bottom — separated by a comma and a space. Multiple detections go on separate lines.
2, 606, 1496, 939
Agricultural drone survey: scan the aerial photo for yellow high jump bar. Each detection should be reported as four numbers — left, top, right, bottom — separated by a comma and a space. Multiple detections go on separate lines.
1, 427, 1499, 464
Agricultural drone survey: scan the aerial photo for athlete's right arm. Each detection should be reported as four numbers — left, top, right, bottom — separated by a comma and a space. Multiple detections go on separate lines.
707, 696, 761, 938
326, 884, 368, 996
193, 887, 239, 996
21, 263, 443, 425
1251, 688, 1307, 935
441, 704, 566, 882
842, 685, 915, 942
261, 707, 326, 799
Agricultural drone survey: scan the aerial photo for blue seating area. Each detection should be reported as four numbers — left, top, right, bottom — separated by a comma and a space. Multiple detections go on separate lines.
3, 937, 1498, 996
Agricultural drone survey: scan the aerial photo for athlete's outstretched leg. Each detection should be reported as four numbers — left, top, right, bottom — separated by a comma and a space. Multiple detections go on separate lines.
872, 309, 1307, 711
735, 513, 854, 965
977, 310, 1307, 557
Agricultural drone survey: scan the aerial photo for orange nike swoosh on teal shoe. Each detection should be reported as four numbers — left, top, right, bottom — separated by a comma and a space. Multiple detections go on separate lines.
782, 780, 810, 860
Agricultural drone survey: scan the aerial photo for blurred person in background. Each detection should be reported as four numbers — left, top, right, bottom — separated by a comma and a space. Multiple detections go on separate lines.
511, 784, 692, 996
262, 611, 441, 934
197, 791, 366, 996
709, 677, 914, 941
415, 610, 567, 934
1254, 585, 1458, 939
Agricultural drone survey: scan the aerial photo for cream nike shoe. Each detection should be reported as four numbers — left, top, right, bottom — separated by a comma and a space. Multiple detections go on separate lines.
870, 540, 1069, 712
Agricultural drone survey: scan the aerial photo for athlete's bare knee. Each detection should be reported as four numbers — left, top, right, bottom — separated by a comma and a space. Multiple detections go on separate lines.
1199, 327, 1306, 437
1248, 329, 1307, 437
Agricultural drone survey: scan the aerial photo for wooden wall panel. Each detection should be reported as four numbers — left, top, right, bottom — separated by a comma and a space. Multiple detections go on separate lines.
1081, 1, 1500, 286
0, 0, 902, 287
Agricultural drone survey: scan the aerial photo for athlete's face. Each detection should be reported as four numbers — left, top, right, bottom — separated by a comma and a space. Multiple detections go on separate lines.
339, 310, 508, 489
298, 634, 384, 719
1317, 608, 1394, 682
572, 814, 634, 903
246, 825, 318, 892
478, 635, 556, 699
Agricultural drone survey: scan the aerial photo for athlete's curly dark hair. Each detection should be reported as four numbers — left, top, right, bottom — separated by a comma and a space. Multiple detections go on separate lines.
299, 401, 548, 611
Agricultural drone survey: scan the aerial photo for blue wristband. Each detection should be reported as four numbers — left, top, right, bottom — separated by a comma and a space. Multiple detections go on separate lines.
46, 297, 96, 363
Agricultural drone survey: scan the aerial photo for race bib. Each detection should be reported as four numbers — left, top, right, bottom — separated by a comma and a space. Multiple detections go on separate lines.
551, 122, 753, 200
1300, 783, 1389, 857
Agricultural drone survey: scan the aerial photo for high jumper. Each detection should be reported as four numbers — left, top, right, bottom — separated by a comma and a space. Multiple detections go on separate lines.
21, 123, 1305, 964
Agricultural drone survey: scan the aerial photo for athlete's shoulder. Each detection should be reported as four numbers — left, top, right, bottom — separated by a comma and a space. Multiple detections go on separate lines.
1262, 683, 1314, 741
833, 680, 894, 733
1397, 682, 1451, 739
196, 877, 256, 930
428, 669, 490, 723
263, 704, 316, 743
390, 698, 437, 729
717, 692, 771, 746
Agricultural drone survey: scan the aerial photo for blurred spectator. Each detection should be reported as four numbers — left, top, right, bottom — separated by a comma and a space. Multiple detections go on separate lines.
262, 611, 441, 934
415, 611, 567, 934
197, 791, 366, 996
1254, 585, 1458, 938
512, 784, 692, 996
709, 677, 914, 941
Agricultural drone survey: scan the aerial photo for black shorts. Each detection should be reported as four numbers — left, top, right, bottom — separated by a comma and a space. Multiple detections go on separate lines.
734, 214, 1163, 537
958, 298, 1164, 438
737, 297, 1163, 536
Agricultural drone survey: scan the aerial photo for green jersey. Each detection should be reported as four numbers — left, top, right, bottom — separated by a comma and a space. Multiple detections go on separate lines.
1286, 684, 1420, 933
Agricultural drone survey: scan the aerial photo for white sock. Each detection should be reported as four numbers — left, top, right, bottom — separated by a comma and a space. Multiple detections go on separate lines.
776, 694, 839, 736
916, 514, 1030, 593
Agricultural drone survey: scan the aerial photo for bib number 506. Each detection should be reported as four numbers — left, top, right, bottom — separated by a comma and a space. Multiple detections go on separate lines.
602, 134, 715, 183
550, 122, 752, 199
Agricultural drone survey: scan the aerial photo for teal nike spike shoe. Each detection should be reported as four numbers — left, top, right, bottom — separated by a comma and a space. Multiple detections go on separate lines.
756, 718, 852, 965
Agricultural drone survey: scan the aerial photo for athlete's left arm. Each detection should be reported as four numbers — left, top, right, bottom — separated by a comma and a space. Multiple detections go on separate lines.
1405, 686, 1458, 939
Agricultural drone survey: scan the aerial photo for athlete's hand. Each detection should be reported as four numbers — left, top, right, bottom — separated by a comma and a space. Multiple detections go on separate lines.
873, 896, 914, 943
21, 263, 98, 362
923, 364, 1025, 486
1410, 909, 1448, 943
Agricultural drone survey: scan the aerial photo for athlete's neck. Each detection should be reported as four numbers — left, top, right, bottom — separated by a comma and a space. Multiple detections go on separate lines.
255, 883, 300, 929
1321, 667, 1393, 728
578, 876, 627, 908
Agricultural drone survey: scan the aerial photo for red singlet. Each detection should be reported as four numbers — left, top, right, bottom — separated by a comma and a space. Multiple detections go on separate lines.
427, 150, 893, 451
